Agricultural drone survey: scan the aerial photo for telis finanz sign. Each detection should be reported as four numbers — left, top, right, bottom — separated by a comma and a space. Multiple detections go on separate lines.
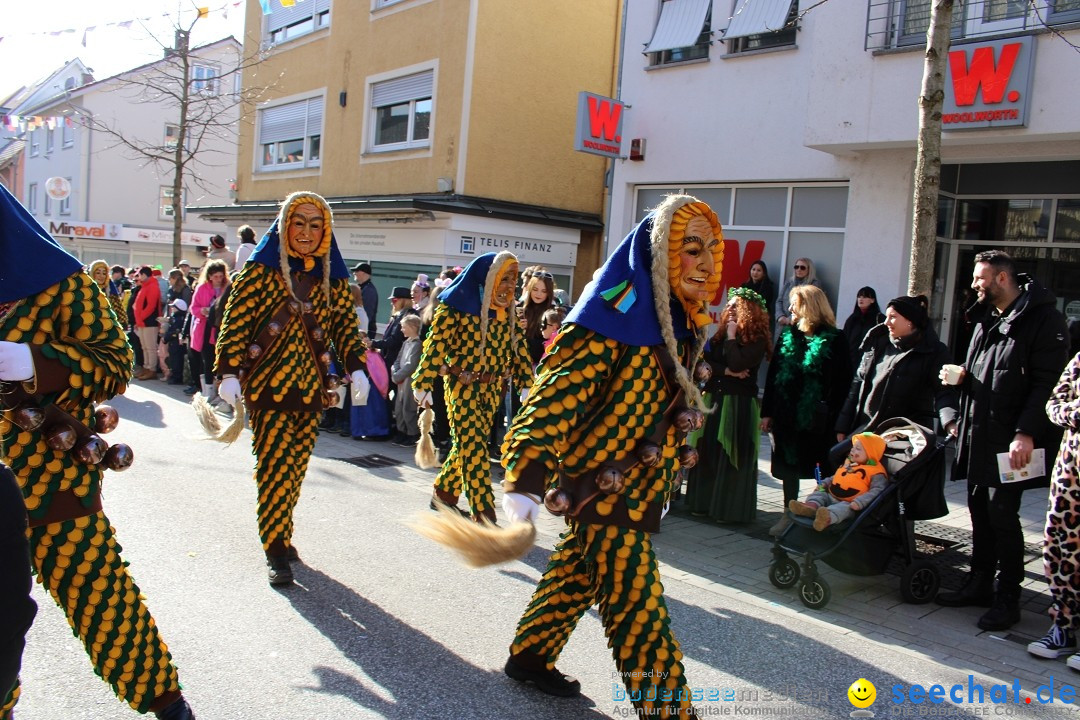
574, 91, 625, 158
943, 36, 1034, 131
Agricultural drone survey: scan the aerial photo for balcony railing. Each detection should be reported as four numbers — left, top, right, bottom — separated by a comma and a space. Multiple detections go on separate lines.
866, 0, 1080, 51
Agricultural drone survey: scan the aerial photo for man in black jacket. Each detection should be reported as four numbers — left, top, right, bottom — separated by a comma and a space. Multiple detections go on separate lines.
936, 250, 1069, 631
352, 262, 379, 337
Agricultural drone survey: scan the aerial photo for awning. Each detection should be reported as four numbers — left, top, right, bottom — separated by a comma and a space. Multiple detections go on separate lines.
722, 0, 796, 40
643, 0, 712, 53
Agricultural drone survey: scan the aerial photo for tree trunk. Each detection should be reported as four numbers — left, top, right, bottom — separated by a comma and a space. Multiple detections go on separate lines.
908, 0, 954, 297
172, 30, 192, 268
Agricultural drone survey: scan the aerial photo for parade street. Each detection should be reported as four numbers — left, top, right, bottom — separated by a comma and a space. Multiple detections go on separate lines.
15, 383, 1079, 720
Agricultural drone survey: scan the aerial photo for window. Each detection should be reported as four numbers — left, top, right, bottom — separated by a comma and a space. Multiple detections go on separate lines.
871, 0, 1070, 49
62, 119, 74, 147
192, 65, 219, 94
266, 0, 331, 44
59, 177, 72, 215
646, 0, 712, 66
160, 186, 184, 220
44, 192, 51, 216
370, 70, 433, 151
29, 130, 39, 156
375, 0, 407, 7
258, 96, 323, 170
45, 128, 55, 154
28, 183, 37, 213
724, 0, 798, 53
165, 124, 181, 151
1049, 0, 1080, 22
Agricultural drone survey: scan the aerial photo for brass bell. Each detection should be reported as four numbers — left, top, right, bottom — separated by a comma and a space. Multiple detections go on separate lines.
322, 391, 338, 409
688, 409, 705, 431
302, 301, 314, 315
248, 343, 263, 359
673, 408, 697, 434
438, 364, 450, 376
102, 443, 134, 472
75, 435, 108, 465
44, 424, 78, 451
312, 327, 325, 342
543, 487, 573, 516
320, 351, 332, 366
636, 442, 662, 467
596, 466, 625, 494
288, 301, 302, 315
678, 445, 699, 470
93, 405, 119, 434
695, 362, 712, 386
325, 374, 342, 390
9, 402, 46, 431
671, 470, 685, 493
267, 321, 282, 336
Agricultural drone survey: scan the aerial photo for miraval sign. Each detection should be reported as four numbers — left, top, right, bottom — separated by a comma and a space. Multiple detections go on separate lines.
942, 37, 1034, 131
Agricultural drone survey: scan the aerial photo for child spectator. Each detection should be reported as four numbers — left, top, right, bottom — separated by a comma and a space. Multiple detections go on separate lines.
788, 432, 888, 531
540, 307, 563, 357
391, 314, 423, 447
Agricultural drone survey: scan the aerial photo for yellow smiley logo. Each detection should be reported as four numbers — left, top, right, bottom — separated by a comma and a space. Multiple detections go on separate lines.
848, 678, 876, 708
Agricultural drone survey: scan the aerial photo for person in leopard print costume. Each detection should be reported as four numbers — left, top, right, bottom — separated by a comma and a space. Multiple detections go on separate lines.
1028, 352, 1080, 670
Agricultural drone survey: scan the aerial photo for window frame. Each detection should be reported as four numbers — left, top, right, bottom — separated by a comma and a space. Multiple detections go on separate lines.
726, 0, 799, 54
29, 129, 39, 156
28, 182, 38, 213
191, 64, 219, 95
256, 95, 324, 172
265, 0, 331, 46
159, 186, 184, 221
62, 120, 74, 148
368, 69, 434, 153
59, 177, 72, 216
164, 123, 182, 152
648, 1, 712, 67
45, 127, 55, 154
1048, 0, 1080, 23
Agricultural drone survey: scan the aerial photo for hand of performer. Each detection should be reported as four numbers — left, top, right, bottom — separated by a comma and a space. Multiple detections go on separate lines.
218, 376, 241, 406
0, 341, 34, 382
414, 389, 432, 408
351, 370, 370, 405
501, 491, 540, 524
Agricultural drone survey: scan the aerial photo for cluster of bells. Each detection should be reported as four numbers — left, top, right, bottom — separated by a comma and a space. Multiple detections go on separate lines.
9, 403, 133, 471
542, 362, 713, 516
245, 306, 342, 409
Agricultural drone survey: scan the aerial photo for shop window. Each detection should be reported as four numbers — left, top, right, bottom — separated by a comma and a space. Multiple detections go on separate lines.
258, 96, 323, 171
28, 182, 37, 213
191, 64, 219, 95
1055, 199, 1080, 243
734, 187, 787, 226
646, 0, 713, 66
790, 187, 847, 228
369, 70, 433, 151
724, 0, 798, 53
265, 0, 330, 45
956, 198, 1051, 243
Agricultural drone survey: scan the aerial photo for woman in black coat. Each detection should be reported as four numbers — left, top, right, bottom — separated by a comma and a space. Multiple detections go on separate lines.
841, 286, 884, 368
741, 260, 776, 326
836, 295, 958, 440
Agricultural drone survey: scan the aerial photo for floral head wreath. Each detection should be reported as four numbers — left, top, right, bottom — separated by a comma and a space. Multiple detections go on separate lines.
728, 286, 767, 309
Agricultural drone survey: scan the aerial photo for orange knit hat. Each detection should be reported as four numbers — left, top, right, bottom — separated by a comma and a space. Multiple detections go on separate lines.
853, 432, 886, 466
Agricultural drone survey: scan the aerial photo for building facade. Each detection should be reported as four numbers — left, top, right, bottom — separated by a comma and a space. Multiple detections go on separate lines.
610, 0, 1080, 353
194, 0, 620, 326
13, 39, 241, 269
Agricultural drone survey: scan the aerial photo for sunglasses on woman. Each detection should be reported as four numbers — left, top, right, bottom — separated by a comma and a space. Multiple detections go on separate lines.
793, 264, 808, 270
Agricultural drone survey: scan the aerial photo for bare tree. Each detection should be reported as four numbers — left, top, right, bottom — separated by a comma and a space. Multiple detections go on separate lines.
907, 0, 955, 297
73, 11, 275, 265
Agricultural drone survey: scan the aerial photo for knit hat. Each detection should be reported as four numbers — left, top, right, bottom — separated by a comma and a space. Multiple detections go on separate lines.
887, 295, 929, 330
852, 432, 886, 466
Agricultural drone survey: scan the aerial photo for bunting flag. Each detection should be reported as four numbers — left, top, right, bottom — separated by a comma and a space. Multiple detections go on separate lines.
259, 0, 273, 14
2, 114, 77, 133
0, 2, 244, 44
280, 0, 296, 6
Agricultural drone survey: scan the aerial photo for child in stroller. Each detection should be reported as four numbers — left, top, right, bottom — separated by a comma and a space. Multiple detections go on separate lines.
789, 432, 888, 531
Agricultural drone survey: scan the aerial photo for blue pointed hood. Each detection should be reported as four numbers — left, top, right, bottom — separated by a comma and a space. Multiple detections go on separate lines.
0, 183, 83, 302
438, 252, 500, 318
565, 210, 693, 347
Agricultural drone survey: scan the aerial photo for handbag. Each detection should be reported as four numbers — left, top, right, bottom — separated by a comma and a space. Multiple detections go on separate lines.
365, 350, 390, 398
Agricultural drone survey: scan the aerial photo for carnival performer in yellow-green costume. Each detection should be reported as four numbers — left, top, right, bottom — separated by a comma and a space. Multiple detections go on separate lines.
0, 184, 195, 719
412, 252, 534, 523
500, 195, 723, 718
214, 191, 368, 587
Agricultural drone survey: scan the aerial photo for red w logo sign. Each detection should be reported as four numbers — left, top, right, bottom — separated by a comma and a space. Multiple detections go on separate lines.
948, 42, 1020, 107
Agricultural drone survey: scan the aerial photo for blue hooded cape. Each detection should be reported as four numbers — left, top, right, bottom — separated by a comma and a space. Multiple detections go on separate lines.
438, 252, 503, 318
565, 211, 692, 347
247, 219, 350, 280
0, 182, 84, 303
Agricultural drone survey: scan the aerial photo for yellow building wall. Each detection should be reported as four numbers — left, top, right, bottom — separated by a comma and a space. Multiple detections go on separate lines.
464, 0, 619, 215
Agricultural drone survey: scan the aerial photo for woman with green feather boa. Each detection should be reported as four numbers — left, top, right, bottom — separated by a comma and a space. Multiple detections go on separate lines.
686, 288, 772, 523
760, 284, 852, 535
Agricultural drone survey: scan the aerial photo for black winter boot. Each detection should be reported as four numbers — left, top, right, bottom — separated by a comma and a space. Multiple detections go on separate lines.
935, 570, 994, 607
154, 696, 195, 720
977, 587, 1021, 631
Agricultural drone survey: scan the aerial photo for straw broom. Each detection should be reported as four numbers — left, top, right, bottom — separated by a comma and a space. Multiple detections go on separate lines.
192, 393, 246, 445
415, 405, 438, 469
408, 504, 537, 567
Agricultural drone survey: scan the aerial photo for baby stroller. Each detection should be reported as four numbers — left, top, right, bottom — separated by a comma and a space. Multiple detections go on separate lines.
767, 418, 950, 610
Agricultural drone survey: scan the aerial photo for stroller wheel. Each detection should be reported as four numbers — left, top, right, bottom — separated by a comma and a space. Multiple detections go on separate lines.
769, 557, 801, 589
900, 559, 940, 604
798, 577, 831, 610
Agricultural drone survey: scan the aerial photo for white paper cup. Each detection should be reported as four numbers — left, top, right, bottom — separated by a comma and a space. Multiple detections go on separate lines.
942, 364, 963, 385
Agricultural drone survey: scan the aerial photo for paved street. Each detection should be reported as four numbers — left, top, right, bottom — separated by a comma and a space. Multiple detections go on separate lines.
14, 382, 1080, 719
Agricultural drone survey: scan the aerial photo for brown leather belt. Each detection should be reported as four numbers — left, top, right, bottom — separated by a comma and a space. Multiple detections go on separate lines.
29, 488, 103, 528
440, 364, 501, 385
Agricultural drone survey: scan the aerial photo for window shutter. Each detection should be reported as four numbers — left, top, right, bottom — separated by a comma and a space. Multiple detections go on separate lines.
722, 0, 797, 40
306, 97, 323, 135
644, 0, 712, 53
259, 101, 308, 144
267, 0, 330, 32
371, 71, 434, 108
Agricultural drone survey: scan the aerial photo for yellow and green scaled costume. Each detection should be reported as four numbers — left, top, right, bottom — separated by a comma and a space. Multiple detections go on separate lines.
503, 195, 723, 718
0, 185, 185, 717
412, 251, 534, 523
215, 192, 365, 568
